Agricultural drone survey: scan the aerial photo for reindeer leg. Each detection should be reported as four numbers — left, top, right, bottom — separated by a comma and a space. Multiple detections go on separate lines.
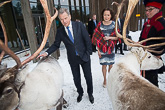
56, 98, 69, 110
63, 98, 69, 108
56, 104, 62, 110
56, 97, 64, 110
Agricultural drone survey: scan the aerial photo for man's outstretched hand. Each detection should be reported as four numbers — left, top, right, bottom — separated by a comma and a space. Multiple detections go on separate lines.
36, 52, 48, 59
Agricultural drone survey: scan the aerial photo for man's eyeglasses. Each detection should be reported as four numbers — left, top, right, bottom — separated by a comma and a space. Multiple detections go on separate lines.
145, 8, 155, 12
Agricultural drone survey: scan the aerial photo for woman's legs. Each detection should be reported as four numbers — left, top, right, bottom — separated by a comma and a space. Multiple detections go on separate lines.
102, 65, 113, 87
108, 65, 113, 73
102, 65, 107, 86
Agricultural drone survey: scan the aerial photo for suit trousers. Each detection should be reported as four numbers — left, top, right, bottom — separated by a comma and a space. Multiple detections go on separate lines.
69, 56, 93, 96
145, 70, 158, 87
115, 43, 123, 54
92, 44, 97, 52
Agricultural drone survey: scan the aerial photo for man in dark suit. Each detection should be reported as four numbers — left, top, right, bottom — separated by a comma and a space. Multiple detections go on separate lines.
88, 14, 98, 52
115, 13, 130, 54
38, 8, 94, 104
121, 13, 130, 51
115, 17, 124, 55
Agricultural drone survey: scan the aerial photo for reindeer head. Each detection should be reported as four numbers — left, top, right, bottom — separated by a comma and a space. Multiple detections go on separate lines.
0, 81, 19, 110
0, 0, 58, 109
131, 47, 163, 70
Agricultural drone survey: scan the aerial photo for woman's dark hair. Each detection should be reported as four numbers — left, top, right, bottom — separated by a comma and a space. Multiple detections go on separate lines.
101, 8, 114, 21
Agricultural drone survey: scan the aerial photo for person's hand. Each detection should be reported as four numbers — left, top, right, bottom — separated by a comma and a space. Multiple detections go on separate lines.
103, 36, 109, 41
36, 52, 48, 59
98, 50, 102, 58
156, 56, 161, 59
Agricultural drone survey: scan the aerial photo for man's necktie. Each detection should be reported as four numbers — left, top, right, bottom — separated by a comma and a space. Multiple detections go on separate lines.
67, 26, 74, 43
94, 20, 96, 26
66, 26, 78, 55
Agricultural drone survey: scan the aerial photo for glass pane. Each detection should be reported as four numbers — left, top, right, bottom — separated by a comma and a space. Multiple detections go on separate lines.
60, 0, 69, 5
76, 0, 79, 6
30, 3, 37, 9
54, 0, 58, 5
12, 0, 22, 16
30, 3, 43, 14
86, 6, 89, 15
55, 5, 59, 8
33, 16, 46, 46
76, 7, 80, 20
81, 0, 84, 6
85, 0, 89, 6
76, 7, 80, 12
85, 7, 89, 22
82, 6, 84, 12
70, 0, 74, 6
71, 6, 75, 20
12, 0, 19, 7
61, 6, 69, 10
29, 0, 37, 2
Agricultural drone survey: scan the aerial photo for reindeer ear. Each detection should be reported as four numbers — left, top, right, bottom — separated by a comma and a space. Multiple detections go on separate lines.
131, 47, 146, 56
131, 47, 139, 54
0, 63, 7, 75
0, 63, 7, 69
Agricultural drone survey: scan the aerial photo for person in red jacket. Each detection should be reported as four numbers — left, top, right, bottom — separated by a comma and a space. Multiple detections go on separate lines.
139, 0, 165, 87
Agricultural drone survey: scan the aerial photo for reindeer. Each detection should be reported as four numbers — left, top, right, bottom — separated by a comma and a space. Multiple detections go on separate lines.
107, 0, 165, 110
0, 0, 65, 110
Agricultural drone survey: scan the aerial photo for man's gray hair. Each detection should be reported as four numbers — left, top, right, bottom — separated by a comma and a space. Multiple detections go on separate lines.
58, 8, 70, 17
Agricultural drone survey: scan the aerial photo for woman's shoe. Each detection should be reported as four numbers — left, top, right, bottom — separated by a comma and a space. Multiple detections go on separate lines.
103, 83, 106, 88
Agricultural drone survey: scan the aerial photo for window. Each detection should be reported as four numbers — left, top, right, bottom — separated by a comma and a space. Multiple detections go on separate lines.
76, 0, 79, 6
85, 0, 89, 6
54, 0, 90, 26
70, 0, 74, 6
81, 0, 84, 6
61, 0, 69, 5
29, 0, 37, 2
54, 0, 58, 5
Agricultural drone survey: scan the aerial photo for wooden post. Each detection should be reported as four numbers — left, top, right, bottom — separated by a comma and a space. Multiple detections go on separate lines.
20, 0, 38, 63
47, 0, 60, 59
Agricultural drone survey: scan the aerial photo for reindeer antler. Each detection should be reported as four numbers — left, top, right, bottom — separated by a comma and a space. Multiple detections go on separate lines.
112, 1, 126, 39
114, 0, 165, 53
0, 0, 58, 83
21, 0, 58, 67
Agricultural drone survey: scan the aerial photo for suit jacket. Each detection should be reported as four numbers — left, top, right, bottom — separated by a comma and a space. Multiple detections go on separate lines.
46, 21, 92, 64
88, 19, 98, 37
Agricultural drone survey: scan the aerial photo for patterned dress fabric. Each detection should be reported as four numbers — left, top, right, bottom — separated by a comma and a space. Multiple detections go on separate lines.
99, 22, 116, 65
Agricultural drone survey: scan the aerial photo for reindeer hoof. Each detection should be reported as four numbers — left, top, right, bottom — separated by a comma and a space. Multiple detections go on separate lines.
63, 98, 69, 108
